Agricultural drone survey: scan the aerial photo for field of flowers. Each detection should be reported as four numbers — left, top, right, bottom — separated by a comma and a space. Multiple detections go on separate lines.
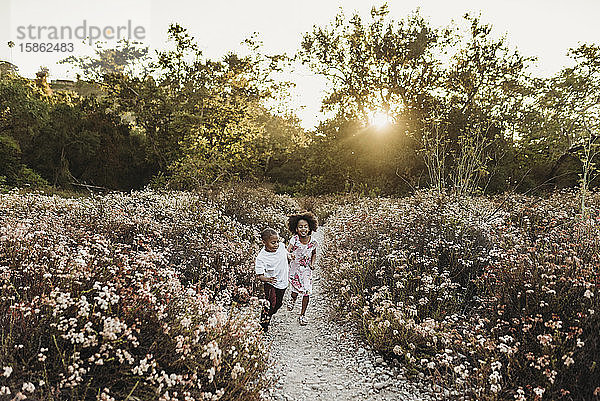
321, 190, 600, 400
0, 186, 298, 400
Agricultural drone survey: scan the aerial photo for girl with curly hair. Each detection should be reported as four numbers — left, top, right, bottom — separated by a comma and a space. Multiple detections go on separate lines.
286, 211, 318, 325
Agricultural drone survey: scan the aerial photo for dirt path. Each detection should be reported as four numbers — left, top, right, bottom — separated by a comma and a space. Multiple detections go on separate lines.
262, 229, 436, 401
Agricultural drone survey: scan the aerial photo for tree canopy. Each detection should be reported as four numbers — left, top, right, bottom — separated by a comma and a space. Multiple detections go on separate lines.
1, 9, 598, 197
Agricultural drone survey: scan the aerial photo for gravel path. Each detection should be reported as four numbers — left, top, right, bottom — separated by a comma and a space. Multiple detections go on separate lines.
262, 229, 437, 401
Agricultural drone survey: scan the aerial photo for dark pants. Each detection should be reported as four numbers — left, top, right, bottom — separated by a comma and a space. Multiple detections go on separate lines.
260, 283, 286, 329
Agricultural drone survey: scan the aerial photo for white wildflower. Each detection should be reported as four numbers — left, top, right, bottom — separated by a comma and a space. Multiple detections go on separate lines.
207, 367, 216, 383
181, 316, 192, 329
22, 382, 35, 393
231, 363, 245, 380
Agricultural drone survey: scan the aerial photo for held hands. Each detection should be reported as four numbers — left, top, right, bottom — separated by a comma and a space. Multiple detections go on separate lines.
287, 252, 295, 261
259, 274, 276, 284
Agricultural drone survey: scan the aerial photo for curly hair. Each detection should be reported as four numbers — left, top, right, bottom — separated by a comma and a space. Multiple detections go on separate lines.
287, 211, 318, 235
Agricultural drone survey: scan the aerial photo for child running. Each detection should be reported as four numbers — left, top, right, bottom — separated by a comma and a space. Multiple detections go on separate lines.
286, 212, 319, 326
255, 228, 289, 332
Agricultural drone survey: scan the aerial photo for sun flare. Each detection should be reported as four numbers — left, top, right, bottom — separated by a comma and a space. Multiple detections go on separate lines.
368, 111, 393, 128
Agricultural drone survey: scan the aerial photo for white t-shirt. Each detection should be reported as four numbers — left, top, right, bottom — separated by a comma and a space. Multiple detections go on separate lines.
255, 242, 289, 290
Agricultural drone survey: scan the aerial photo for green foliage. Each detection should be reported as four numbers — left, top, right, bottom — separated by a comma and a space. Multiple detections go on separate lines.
1, 9, 600, 196
519, 44, 600, 213
0, 72, 150, 190
0, 134, 20, 181
88, 24, 302, 190
59, 39, 150, 81
298, 8, 532, 196
299, 5, 440, 122
0, 75, 51, 188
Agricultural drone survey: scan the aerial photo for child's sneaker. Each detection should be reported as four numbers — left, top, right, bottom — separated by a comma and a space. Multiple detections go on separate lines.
298, 315, 308, 326
287, 297, 296, 311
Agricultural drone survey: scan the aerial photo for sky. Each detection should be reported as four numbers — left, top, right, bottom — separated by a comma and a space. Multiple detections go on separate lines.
2, 0, 600, 129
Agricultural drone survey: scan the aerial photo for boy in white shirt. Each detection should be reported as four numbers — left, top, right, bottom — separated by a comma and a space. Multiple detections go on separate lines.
255, 228, 289, 331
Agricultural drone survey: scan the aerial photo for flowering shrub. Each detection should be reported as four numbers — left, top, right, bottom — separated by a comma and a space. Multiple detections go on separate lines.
297, 194, 362, 225
321, 190, 600, 400
0, 188, 297, 400
207, 183, 299, 239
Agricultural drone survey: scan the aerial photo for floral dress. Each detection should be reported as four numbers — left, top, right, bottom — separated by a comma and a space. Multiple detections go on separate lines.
288, 234, 318, 295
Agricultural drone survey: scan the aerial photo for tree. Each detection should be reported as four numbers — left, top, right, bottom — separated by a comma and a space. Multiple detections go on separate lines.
528, 44, 600, 215
298, 7, 531, 195
439, 14, 532, 195
297, 6, 442, 194
59, 40, 150, 82
0, 74, 49, 187
299, 5, 442, 126
0, 61, 18, 76
86, 24, 299, 188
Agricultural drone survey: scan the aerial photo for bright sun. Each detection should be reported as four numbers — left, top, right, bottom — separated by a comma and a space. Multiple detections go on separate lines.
368, 111, 393, 128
